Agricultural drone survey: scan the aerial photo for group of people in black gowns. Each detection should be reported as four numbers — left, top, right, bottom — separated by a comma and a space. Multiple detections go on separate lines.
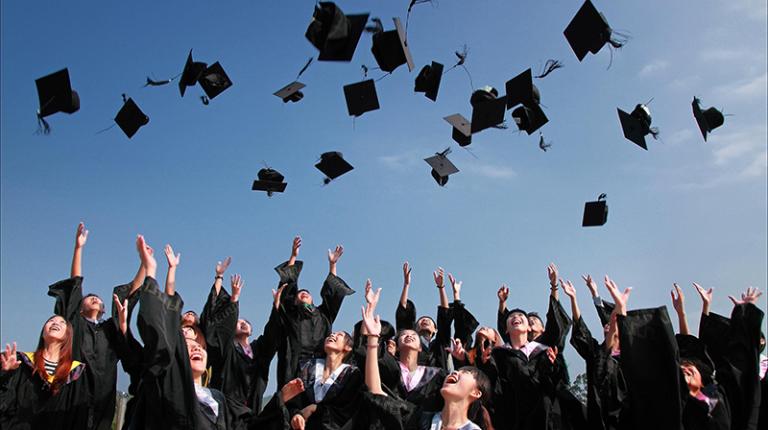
0, 223, 766, 430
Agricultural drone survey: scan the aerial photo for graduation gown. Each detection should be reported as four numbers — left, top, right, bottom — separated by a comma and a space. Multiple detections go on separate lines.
0, 351, 88, 430
350, 392, 482, 430
379, 352, 447, 410
497, 295, 572, 350
274, 265, 355, 388
350, 319, 395, 377
128, 277, 251, 430
395, 299, 453, 369
47, 276, 130, 430
699, 304, 764, 430
570, 316, 628, 430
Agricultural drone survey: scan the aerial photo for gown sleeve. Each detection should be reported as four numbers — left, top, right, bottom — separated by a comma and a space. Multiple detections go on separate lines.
537, 295, 573, 350
396, 299, 417, 333
450, 300, 479, 349
317, 273, 355, 325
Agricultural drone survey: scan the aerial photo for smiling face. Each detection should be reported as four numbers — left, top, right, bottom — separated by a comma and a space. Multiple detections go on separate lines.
236, 319, 252, 337
528, 315, 544, 339
43, 315, 69, 343
186, 338, 208, 378
324, 331, 352, 355
416, 317, 436, 337
681, 361, 703, 393
182, 311, 198, 326
397, 329, 421, 352
440, 369, 483, 403
506, 311, 530, 336
296, 290, 313, 305
80, 294, 104, 319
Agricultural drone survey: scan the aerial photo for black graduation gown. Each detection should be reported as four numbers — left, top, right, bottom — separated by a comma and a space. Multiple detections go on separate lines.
0, 352, 89, 430
479, 343, 561, 430
699, 304, 764, 430
206, 287, 279, 412
498, 295, 573, 350
285, 358, 363, 430
395, 299, 453, 369
350, 319, 395, 377
47, 276, 130, 430
570, 316, 628, 430
274, 268, 355, 388
128, 277, 251, 430
350, 391, 484, 430
617, 306, 683, 430
681, 385, 731, 430
379, 352, 446, 410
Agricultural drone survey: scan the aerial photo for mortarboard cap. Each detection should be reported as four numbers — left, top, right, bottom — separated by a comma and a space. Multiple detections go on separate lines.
692, 97, 724, 142
617, 104, 655, 150
198, 62, 232, 100
471, 94, 507, 134
582, 193, 608, 227
252, 168, 288, 196
179, 50, 207, 97
505, 69, 541, 109
512, 104, 549, 135
114, 98, 149, 139
306, 2, 369, 62
35, 68, 80, 118
371, 17, 415, 73
315, 151, 354, 183
274, 82, 306, 103
424, 148, 459, 186
414, 61, 443, 102
444, 114, 472, 146
343, 79, 380, 117
563, 0, 617, 61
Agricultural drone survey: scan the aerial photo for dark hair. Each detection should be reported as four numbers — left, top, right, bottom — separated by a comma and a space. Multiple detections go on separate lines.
182, 310, 200, 326
459, 366, 491, 405
34, 315, 74, 395
416, 315, 436, 327
182, 323, 207, 350
81, 293, 105, 319
461, 366, 494, 430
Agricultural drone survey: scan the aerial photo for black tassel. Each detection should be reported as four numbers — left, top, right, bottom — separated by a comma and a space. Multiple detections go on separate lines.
361, 65, 369, 78
36, 113, 51, 135
143, 77, 171, 87
534, 59, 564, 79
649, 127, 660, 140
121, 93, 128, 103
538, 133, 552, 152
296, 57, 313, 80
443, 45, 473, 91
201, 96, 210, 105
365, 17, 383, 34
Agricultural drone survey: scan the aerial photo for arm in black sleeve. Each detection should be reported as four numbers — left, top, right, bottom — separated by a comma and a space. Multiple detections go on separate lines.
498, 308, 510, 345
136, 277, 184, 377
570, 316, 599, 361
396, 299, 417, 332
317, 273, 355, 324
47, 277, 84, 322
538, 295, 573, 350
451, 300, 479, 349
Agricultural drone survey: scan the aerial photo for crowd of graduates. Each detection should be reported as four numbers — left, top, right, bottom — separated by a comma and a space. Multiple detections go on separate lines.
0, 223, 765, 430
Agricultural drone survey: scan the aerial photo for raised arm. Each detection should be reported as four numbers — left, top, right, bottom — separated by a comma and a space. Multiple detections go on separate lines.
163, 244, 181, 296
319, 245, 355, 323
434, 267, 449, 309
670, 283, 689, 335
449, 273, 479, 348
70, 222, 88, 278
583, 274, 613, 326
113, 294, 128, 335
288, 236, 301, 266
213, 256, 232, 297
604, 276, 631, 352
692, 282, 713, 316
547, 263, 560, 301
497, 285, 510, 344
362, 281, 385, 396
562, 280, 580, 322
399, 262, 411, 309
328, 244, 343, 276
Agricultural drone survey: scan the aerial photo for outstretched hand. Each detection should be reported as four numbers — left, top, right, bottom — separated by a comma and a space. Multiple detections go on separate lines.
280, 378, 305, 403
547, 263, 559, 287
433, 267, 445, 288
291, 236, 302, 258
75, 222, 89, 249
581, 274, 598, 297
497, 284, 510, 303
448, 273, 462, 300
231, 274, 244, 302
604, 276, 631, 315
671, 283, 685, 315
0, 342, 20, 372
729, 287, 762, 306
272, 284, 287, 310
215, 257, 232, 276
561, 279, 577, 300
113, 294, 128, 334
364, 279, 381, 307
546, 346, 559, 364
164, 244, 180, 268
361, 302, 382, 337
328, 245, 344, 264
403, 262, 412, 286
136, 235, 157, 275
447, 338, 466, 361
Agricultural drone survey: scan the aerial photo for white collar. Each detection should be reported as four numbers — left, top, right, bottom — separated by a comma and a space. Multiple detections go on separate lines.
312, 359, 349, 403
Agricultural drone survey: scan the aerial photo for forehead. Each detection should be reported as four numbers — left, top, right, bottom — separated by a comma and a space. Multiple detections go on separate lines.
508, 311, 527, 319
47, 316, 67, 324
186, 338, 203, 349
399, 329, 418, 337
417, 317, 434, 324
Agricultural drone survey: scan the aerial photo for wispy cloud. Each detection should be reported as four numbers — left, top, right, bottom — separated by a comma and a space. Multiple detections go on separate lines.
378, 151, 422, 170
638, 60, 669, 78
465, 163, 517, 179
713, 72, 767, 102
698, 48, 751, 62
712, 127, 767, 166
665, 129, 696, 146
723, 0, 768, 21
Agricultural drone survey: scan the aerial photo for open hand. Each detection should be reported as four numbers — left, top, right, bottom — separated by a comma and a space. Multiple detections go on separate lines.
164, 244, 180, 268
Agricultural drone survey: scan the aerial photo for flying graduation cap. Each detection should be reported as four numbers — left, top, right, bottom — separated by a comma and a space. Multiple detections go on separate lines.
469, 86, 507, 134
617, 103, 659, 150
692, 97, 725, 142
444, 114, 472, 147
274, 58, 313, 104
179, 50, 207, 97
424, 147, 459, 186
582, 193, 608, 227
198, 62, 232, 100
370, 17, 415, 74
252, 167, 288, 197
35, 68, 80, 133
114, 96, 149, 139
343, 79, 380, 117
305, 2, 369, 62
414, 61, 443, 102
505, 69, 549, 135
564, 0, 626, 62
315, 152, 354, 184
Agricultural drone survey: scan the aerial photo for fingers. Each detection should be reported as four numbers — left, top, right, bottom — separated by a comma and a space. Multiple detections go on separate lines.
728, 295, 738, 305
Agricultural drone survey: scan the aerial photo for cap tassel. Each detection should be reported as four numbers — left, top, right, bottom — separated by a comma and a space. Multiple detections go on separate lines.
364, 17, 384, 34
296, 57, 314, 80
538, 133, 552, 152
404, 1, 434, 46
534, 59, 564, 79
143, 76, 173, 87
443, 45, 474, 92
200, 96, 210, 105
35, 112, 51, 135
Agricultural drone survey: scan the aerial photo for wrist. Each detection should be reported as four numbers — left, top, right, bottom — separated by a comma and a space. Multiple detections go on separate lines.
215, 274, 224, 280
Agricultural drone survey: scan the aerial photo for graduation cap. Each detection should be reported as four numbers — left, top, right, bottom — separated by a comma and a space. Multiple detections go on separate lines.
470, 88, 507, 134
424, 147, 459, 186
252, 168, 287, 196
414, 61, 443, 102
274, 82, 306, 103
692, 97, 724, 142
564, 0, 624, 61
512, 104, 549, 135
617, 104, 659, 150
35, 68, 80, 133
179, 50, 207, 97
505, 69, 541, 109
198, 62, 232, 100
315, 152, 354, 184
114, 97, 149, 139
582, 193, 608, 227
306, 2, 369, 62
370, 17, 415, 73
444, 114, 472, 147
343, 79, 380, 117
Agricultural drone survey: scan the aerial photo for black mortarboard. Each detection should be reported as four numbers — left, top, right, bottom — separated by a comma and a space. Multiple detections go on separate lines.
371, 17, 415, 73
114, 98, 149, 139
505, 69, 541, 109
179, 50, 207, 97
563, 0, 619, 61
343, 79, 380, 117
582, 193, 608, 227
414, 61, 443, 102
315, 151, 354, 183
424, 148, 459, 186
692, 97, 724, 142
618, 104, 657, 150
198, 62, 232, 100
676, 334, 716, 385
512, 104, 549, 135
471, 93, 507, 134
444, 114, 472, 147
35, 68, 80, 118
274, 82, 306, 103
252, 168, 288, 196
306, 2, 369, 62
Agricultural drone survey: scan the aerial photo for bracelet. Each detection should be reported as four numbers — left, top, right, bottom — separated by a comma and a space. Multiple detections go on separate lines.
367, 334, 380, 338
436, 285, 445, 289
215, 275, 224, 280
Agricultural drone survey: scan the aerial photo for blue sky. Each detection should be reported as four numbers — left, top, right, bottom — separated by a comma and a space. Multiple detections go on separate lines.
2, 0, 766, 390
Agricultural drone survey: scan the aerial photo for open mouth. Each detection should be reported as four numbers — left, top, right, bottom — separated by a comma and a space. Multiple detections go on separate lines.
445, 373, 459, 384
190, 352, 204, 362
50, 325, 62, 332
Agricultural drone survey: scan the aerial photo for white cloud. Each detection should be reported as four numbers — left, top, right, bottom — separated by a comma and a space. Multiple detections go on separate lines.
378, 151, 421, 170
741, 150, 768, 178
712, 126, 767, 166
638, 60, 669, 78
713, 73, 768, 102
466, 163, 517, 179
